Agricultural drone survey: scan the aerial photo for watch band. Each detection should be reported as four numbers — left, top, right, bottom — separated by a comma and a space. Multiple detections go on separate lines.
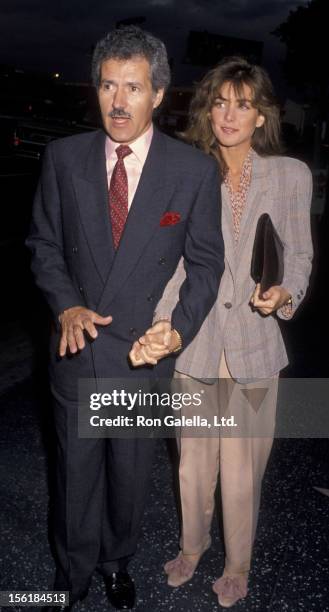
171, 328, 183, 353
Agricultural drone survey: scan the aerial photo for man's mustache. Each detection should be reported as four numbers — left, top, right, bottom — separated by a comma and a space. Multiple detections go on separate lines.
108, 109, 132, 119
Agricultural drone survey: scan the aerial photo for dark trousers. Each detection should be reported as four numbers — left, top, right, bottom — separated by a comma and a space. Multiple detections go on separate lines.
51, 394, 155, 598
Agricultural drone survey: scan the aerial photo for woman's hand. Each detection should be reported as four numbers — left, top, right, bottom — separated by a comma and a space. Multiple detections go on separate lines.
250, 283, 291, 315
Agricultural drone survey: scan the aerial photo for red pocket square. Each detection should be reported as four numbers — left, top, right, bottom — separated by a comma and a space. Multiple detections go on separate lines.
160, 212, 181, 226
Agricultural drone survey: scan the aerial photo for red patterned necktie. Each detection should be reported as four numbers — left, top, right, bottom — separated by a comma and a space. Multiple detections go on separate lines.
109, 144, 132, 249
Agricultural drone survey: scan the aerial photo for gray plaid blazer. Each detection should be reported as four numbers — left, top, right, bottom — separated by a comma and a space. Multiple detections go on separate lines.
154, 151, 313, 380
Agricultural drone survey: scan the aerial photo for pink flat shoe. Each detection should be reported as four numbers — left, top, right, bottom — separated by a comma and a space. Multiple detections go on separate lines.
164, 552, 198, 587
212, 572, 248, 608
164, 537, 211, 587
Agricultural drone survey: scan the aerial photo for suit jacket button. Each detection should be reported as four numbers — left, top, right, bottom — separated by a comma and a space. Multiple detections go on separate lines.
130, 327, 137, 336
224, 302, 232, 309
79, 286, 84, 293
158, 257, 166, 265
147, 294, 154, 302
72, 246, 78, 253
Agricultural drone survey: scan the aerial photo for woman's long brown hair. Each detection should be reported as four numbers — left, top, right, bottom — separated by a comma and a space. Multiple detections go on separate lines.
181, 56, 283, 176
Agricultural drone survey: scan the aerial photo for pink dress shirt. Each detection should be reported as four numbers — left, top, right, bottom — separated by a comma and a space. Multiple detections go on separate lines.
105, 124, 153, 209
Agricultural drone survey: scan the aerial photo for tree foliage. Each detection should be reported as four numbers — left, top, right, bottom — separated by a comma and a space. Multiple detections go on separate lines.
273, 0, 329, 103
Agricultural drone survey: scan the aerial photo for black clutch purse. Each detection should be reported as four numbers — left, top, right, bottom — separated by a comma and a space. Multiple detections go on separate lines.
251, 213, 284, 296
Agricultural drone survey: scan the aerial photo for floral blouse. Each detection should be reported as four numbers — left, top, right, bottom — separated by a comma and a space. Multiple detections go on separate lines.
223, 147, 253, 243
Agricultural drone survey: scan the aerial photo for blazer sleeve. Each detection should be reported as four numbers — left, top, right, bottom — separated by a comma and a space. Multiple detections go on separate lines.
25, 143, 82, 322
155, 159, 224, 348
153, 256, 186, 322
277, 161, 313, 319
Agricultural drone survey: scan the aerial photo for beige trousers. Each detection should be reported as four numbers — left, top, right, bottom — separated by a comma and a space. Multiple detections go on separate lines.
176, 353, 278, 574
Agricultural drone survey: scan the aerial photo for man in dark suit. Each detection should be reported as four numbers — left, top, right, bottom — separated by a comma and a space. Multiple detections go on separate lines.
26, 26, 224, 611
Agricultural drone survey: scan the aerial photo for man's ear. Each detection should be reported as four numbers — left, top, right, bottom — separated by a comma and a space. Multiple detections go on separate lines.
256, 114, 265, 128
153, 88, 165, 109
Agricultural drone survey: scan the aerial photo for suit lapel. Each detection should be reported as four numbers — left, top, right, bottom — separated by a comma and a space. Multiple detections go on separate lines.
221, 185, 236, 274
72, 129, 115, 284
235, 151, 269, 261
97, 129, 173, 312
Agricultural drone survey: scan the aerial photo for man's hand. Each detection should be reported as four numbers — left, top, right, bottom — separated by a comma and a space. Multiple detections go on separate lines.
129, 320, 180, 367
250, 283, 291, 316
58, 306, 112, 356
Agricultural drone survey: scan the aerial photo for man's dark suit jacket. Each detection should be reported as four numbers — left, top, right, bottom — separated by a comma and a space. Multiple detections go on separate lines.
26, 127, 224, 396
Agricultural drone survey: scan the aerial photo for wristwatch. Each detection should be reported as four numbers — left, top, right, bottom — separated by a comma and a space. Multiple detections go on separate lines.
171, 328, 183, 353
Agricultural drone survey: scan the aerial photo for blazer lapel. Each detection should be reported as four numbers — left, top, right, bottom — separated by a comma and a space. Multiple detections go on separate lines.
72, 130, 115, 284
221, 185, 236, 275
97, 128, 173, 312
235, 151, 269, 261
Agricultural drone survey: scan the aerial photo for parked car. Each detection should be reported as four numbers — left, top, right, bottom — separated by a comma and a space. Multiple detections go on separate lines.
12, 119, 96, 160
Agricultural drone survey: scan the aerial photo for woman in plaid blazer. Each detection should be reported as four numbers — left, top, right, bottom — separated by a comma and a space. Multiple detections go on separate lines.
131, 57, 313, 608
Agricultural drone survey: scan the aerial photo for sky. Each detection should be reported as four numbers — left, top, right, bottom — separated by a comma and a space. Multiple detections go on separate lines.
0, 0, 309, 89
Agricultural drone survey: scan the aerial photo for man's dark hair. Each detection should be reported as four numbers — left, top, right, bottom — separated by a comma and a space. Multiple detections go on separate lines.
91, 26, 171, 92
